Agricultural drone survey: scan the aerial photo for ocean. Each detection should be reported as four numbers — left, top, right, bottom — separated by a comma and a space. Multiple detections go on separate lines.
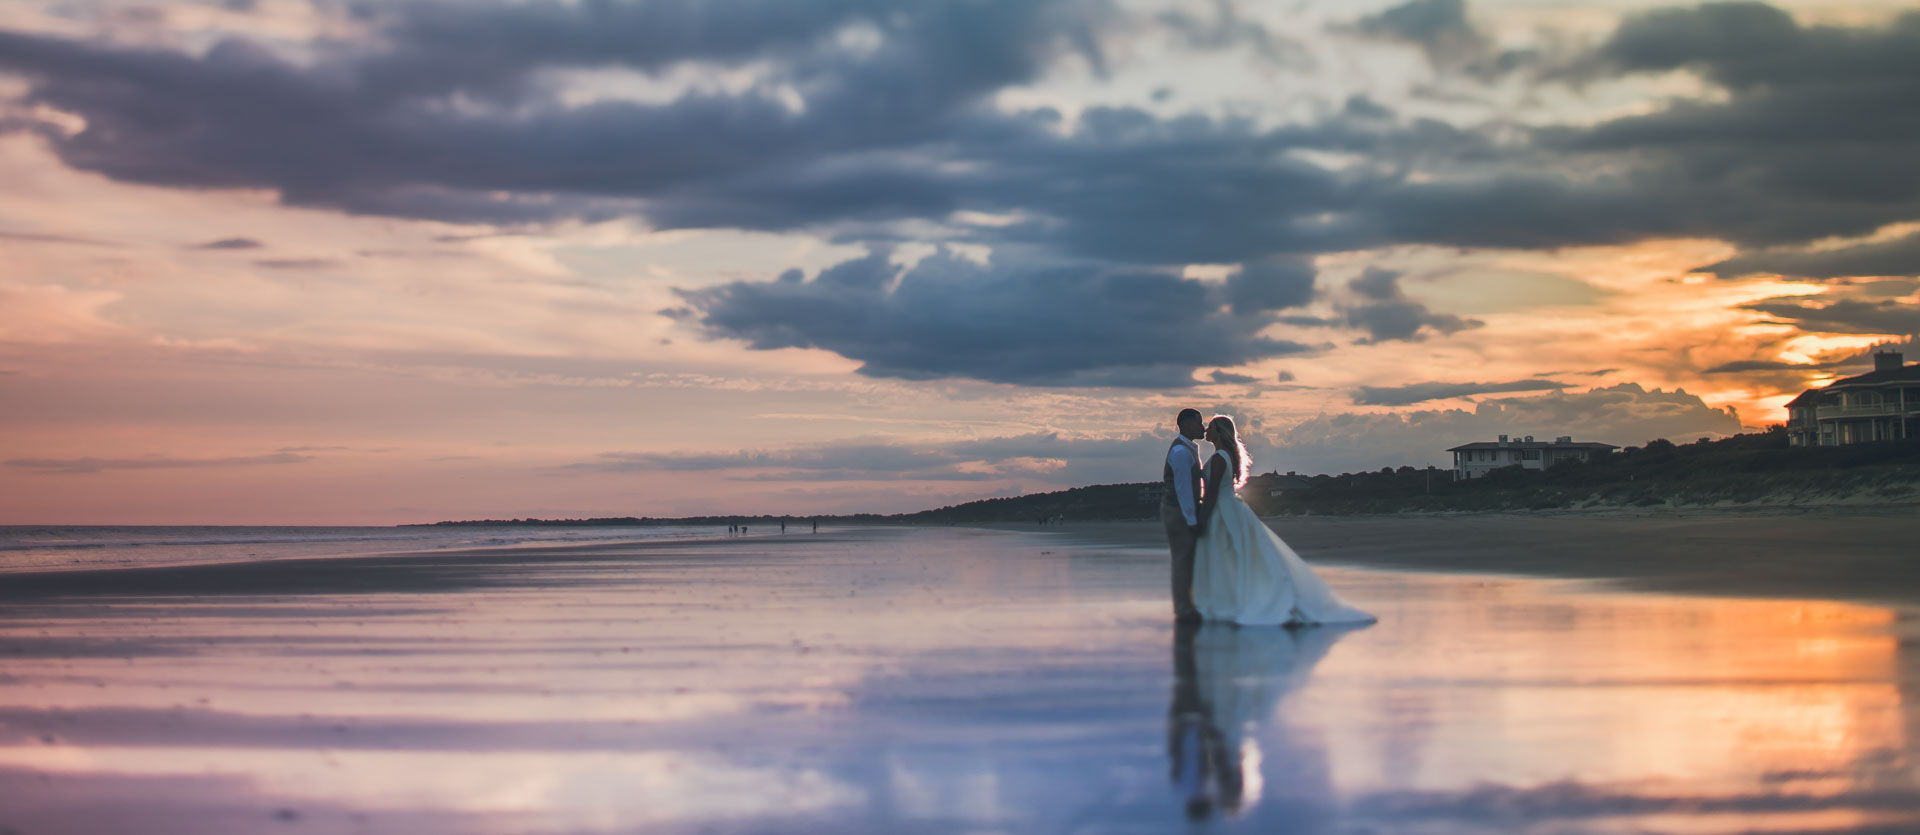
0, 524, 729, 574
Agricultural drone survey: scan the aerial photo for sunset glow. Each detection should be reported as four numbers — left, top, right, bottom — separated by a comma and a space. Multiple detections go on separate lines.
2, 0, 1916, 523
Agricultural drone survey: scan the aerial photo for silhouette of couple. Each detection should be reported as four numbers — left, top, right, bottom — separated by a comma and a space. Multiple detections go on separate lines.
1160, 409, 1374, 626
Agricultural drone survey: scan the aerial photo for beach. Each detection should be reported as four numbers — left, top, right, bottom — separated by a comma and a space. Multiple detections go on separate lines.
3, 516, 1920, 833
1013, 505, 1920, 607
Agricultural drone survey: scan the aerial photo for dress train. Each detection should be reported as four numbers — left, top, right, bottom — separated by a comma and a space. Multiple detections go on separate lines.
1191, 464, 1375, 626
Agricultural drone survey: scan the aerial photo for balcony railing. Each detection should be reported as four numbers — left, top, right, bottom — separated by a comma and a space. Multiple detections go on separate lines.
1816, 404, 1905, 420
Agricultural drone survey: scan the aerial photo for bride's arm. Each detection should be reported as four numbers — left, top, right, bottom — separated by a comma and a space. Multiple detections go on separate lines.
1198, 455, 1228, 531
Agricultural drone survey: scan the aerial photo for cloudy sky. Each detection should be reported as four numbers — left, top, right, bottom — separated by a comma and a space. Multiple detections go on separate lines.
2, 0, 1916, 524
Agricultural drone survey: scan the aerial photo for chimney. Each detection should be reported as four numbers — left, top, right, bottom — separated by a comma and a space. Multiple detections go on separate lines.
1555, 436, 1571, 444
1524, 435, 1534, 443
1875, 351, 1904, 372
1498, 434, 1508, 445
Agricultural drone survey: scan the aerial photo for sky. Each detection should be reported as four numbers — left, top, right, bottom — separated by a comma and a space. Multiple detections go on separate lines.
2, 0, 1917, 524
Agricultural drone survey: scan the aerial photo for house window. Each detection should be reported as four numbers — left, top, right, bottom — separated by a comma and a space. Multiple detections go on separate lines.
1522, 450, 1541, 461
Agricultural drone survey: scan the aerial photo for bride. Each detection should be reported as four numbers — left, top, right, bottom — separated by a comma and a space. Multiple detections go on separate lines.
1191, 415, 1376, 626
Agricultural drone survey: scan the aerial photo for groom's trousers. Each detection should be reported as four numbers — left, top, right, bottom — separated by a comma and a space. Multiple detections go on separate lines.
1160, 503, 1200, 621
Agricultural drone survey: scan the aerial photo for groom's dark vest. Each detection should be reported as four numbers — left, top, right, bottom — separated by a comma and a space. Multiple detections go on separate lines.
1163, 438, 1200, 511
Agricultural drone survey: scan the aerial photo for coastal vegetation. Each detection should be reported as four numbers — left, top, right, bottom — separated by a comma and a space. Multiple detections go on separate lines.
419, 430, 1920, 526
897, 429, 1920, 521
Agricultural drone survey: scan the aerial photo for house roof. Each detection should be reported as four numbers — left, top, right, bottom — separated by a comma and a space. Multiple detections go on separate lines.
1446, 441, 1619, 452
1786, 363, 1920, 407
1819, 363, 1920, 389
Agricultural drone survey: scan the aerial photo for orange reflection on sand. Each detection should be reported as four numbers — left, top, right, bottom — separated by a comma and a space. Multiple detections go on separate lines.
1305, 572, 1908, 798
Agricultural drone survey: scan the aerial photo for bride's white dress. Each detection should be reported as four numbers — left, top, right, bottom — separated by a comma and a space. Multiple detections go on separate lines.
1192, 452, 1376, 626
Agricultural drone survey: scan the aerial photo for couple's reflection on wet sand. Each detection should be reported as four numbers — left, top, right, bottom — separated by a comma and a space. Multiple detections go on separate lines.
1168, 621, 1366, 821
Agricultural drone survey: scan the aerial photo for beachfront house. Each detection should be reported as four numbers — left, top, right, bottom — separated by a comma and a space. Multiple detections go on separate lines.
1137, 483, 1166, 505
1785, 351, 1920, 447
1250, 471, 1313, 497
1447, 435, 1619, 480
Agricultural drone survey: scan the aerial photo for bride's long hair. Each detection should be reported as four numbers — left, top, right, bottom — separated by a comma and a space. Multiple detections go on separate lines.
1209, 414, 1251, 489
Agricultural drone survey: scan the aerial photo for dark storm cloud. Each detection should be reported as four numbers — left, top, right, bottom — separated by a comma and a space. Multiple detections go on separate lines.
382, 0, 905, 82
3, 1, 1918, 384
579, 442, 981, 480
6, 452, 311, 475
0, 229, 116, 246
1277, 315, 1341, 327
0, 0, 1116, 227
639, 103, 1442, 263
1741, 298, 1920, 336
1702, 360, 1824, 374
0, 0, 1533, 261
1156, 0, 1309, 67
1349, 0, 1489, 66
191, 237, 263, 250
578, 431, 1167, 484
679, 249, 1315, 387
0, 1, 1910, 257
1349, 266, 1400, 301
253, 258, 340, 270
1704, 230, 1920, 280
1353, 378, 1570, 406
1343, 0, 1544, 79
1224, 257, 1316, 315
1535, 3, 1920, 248
1326, 4, 1920, 252
1346, 300, 1473, 343
1341, 268, 1481, 344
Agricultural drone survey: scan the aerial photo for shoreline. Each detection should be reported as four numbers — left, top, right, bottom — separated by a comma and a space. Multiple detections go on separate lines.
0, 529, 889, 597
9, 506, 1917, 610
982, 506, 1920, 610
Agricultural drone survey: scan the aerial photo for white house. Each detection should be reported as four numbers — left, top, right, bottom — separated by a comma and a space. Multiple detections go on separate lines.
1785, 350, 1919, 447
1447, 435, 1618, 480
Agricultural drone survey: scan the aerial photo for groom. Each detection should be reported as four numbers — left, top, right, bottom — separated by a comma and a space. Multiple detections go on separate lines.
1161, 408, 1206, 623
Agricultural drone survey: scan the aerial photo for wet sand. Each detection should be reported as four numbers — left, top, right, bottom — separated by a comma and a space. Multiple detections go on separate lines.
4, 524, 1920, 833
1009, 506, 1920, 608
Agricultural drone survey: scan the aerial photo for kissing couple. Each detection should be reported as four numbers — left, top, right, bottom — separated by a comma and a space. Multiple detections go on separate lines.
1161, 409, 1375, 626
